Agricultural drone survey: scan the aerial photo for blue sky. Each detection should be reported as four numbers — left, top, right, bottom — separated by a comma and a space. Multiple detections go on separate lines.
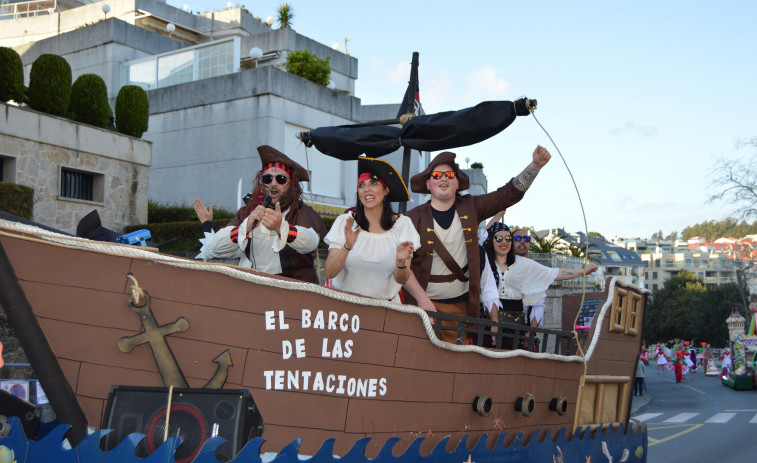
168, 0, 757, 239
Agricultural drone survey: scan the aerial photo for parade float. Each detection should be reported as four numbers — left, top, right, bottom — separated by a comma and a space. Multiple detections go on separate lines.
0, 56, 648, 460
0, 211, 649, 462
721, 306, 756, 390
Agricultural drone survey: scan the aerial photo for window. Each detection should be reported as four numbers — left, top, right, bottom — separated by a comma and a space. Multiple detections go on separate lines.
653, 284, 658, 291
59, 167, 104, 202
652, 271, 657, 279
0, 155, 15, 182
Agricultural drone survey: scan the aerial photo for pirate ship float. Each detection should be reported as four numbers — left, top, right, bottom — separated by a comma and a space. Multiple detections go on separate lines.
0, 56, 648, 459
0, 214, 648, 462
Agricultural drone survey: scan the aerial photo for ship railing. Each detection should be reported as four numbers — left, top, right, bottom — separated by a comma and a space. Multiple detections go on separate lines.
426, 311, 586, 355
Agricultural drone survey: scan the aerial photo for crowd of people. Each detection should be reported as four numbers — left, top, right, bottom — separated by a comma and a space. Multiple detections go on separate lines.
642, 341, 728, 385
194, 144, 599, 347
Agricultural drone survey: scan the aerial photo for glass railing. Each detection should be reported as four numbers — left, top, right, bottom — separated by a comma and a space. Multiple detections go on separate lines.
0, 0, 55, 19
121, 37, 240, 91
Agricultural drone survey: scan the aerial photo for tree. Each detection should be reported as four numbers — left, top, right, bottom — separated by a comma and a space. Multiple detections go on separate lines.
664, 231, 679, 241
276, 3, 294, 28
470, 162, 484, 169
566, 242, 602, 263
530, 233, 567, 254
651, 229, 663, 241
588, 231, 605, 240
643, 270, 735, 346
710, 138, 757, 221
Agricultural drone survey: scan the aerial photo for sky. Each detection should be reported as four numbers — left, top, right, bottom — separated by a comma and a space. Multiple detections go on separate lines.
168, 0, 757, 240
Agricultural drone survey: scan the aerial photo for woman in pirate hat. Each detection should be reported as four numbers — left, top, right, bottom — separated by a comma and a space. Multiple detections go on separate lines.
324, 157, 420, 302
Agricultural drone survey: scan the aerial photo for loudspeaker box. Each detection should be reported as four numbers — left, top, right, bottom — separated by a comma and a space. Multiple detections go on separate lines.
101, 386, 263, 463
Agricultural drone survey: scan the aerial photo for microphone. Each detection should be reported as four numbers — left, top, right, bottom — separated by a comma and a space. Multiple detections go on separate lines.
251, 195, 272, 230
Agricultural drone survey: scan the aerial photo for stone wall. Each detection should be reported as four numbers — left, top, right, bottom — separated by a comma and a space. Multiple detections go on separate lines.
0, 102, 151, 234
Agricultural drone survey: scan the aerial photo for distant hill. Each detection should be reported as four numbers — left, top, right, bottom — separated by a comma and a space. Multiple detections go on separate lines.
680, 218, 757, 241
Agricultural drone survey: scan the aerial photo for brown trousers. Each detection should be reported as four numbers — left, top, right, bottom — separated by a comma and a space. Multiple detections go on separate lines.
433, 300, 469, 344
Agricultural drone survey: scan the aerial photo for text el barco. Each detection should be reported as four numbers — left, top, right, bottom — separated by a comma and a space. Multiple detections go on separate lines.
263, 309, 388, 397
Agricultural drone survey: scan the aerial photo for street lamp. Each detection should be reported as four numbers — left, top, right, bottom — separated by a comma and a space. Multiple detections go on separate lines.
249, 47, 263, 68
101, 4, 110, 20
264, 16, 275, 27
166, 23, 175, 38
331, 43, 340, 51
465, 157, 470, 168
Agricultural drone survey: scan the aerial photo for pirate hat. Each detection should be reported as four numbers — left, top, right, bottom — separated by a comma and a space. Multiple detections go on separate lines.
257, 145, 309, 182
357, 157, 410, 202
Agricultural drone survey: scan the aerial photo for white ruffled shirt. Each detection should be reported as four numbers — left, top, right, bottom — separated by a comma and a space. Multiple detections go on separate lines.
324, 213, 421, 301
195, 207, 319, 273
496, 255, 559, 307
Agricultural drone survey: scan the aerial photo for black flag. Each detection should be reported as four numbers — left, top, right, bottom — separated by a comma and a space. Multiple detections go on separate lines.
396, 79, 421, 118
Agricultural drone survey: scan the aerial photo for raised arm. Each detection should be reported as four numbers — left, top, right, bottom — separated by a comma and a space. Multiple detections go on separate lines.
485, 210, 506, 230
512, 145, 551, 192
554, 263, 599, 282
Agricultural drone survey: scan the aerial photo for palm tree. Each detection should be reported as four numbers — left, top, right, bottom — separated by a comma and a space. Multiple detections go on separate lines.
276, 3, 294, 28
530, 233, 567, 254
566, 242, 602, 263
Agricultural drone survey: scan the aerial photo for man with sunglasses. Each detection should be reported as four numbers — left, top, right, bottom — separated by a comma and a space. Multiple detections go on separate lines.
195, 145, 327, 283
510, 228, 546, 328
402, 147, 551, 344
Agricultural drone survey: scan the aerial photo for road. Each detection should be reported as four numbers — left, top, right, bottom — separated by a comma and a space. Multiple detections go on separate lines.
631, 367, 756, 462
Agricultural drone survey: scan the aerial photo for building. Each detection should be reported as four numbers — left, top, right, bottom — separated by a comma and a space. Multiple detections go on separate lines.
611, 236, 744, 292
539, 228, 645, 287
1, 0, 430, 232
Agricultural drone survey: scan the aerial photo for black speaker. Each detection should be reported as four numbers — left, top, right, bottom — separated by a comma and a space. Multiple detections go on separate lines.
101, 387, 263, 463
0, 389, 41, 440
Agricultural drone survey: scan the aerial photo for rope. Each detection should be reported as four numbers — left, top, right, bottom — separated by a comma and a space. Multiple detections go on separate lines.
526, 101, 593, 389
301, 144, 323, 285
0, 218, 614, 362
164, 385, 174, 443
126, 273, 145, 305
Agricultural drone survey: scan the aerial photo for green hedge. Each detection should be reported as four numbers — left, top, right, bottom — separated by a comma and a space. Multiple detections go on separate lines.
0, 182, 34, 219
0, 47, 24, 103
284, 50, 331, 86
115, 85, 149, 137
70, 74, 110, 127
28, 54, 72, 117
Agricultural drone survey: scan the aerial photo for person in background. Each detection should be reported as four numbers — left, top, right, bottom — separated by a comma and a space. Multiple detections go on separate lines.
324, 157, 419, 302
482, 222, 599, 338
194, 145, 327, 283
635, 356, 646, 396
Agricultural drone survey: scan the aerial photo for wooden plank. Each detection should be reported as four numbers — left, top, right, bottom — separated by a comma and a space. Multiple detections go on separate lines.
128, 260, 390, 332
3, 234, 131, 292
241, 350, 455, 403
22, 281, 140, 331
58, 358, 81, 395
77, 395, 105, 430
394, 336, 532, 374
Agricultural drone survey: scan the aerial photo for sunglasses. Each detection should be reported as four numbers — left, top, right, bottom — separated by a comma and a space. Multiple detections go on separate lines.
431, 171, 456, 180
262, 174, 289, 185
494, 235, 513, 243
513, 236, 531, 243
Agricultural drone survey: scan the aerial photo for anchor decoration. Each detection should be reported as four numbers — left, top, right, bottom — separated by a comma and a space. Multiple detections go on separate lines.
117, 273, 232, 389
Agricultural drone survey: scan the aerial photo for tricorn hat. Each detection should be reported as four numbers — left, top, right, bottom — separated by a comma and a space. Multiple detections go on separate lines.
409, 151, 469, 194
257, 145, 309, 182
357, 157, 410, 202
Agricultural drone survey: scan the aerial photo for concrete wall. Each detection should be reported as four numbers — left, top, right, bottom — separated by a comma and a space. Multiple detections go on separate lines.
0, 102, 151, 234
144, 65, 363, 212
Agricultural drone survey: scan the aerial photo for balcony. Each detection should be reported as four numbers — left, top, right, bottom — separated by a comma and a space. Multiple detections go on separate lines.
0, 0, 55, 19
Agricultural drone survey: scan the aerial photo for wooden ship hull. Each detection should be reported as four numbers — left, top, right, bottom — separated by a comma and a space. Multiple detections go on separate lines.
0, 217, 648, 461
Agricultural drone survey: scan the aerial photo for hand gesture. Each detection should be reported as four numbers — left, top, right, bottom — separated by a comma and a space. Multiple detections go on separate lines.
344, 216, 361, 249
261, 202, 284, 232
194, 199, 213, 223
396, 241, 414, 264
585, 263, 599, 275
246, 205, 266, 233
532, 145, 551, 167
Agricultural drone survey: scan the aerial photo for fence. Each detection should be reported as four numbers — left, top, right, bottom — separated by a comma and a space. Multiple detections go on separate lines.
0, 0, 56, 20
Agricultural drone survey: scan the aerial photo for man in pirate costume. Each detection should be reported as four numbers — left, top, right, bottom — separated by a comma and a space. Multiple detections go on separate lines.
402, 147, 551, 344
196, 145, 327, 283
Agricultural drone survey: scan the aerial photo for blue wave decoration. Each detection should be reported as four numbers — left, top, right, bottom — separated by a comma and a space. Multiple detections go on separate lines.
0, 417, 647, 463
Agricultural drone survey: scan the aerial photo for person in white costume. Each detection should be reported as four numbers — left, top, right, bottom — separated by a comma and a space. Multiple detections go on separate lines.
324, 158, 420, 302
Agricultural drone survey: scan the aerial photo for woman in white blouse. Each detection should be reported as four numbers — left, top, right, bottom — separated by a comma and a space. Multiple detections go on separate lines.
483, 222, 598, 326
324, 158, 420, 302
